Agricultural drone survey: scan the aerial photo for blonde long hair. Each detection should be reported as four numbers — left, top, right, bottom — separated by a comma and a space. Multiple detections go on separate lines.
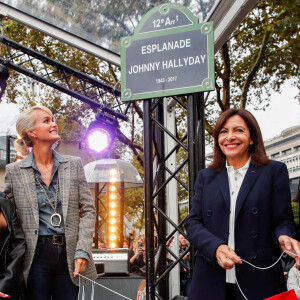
14, 105, 53, 156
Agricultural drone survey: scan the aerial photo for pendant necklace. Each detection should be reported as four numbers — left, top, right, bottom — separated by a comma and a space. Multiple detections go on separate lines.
34, 172, 61, 227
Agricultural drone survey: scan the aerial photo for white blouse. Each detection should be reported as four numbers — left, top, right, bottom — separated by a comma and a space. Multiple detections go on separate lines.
225, 158, 250, 283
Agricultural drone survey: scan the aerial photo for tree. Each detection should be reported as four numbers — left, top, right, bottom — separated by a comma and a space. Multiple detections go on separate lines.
206, 0, 300, 135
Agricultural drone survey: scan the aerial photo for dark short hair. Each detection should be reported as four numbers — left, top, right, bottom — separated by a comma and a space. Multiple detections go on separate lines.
209, 108, 270, 170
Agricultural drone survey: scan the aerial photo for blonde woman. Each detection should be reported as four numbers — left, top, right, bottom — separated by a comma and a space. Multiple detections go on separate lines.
4, 106, 96, 300
129, 235, 146, 274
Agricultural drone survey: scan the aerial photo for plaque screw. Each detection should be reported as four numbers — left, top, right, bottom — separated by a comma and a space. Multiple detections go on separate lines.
206, 81, 210, 86
205, 26, 208, 31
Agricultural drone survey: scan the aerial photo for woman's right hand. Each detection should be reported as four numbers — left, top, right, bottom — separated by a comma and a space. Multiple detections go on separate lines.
0, 292, 10, 298
215, 244, 242, 269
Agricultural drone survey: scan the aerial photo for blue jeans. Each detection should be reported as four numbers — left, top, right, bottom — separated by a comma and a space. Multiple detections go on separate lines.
27, 240, 79, 300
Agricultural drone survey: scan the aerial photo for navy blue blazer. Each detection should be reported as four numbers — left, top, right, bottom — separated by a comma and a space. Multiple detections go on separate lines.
185, 160, 297, 300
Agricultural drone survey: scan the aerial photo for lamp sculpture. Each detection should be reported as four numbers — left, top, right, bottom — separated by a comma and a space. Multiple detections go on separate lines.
84, 159, 144, 248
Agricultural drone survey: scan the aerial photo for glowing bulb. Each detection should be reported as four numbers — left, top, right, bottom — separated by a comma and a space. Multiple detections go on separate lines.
110, 194, 116, 200
110, 169, 117, 176
110, 226, 116, 232
110, 176, 117, 183
109, 234, 116, 241
109, 218, 116, 224
110, 185, 116, 192
110, 202, 116, 208
110, 210, 116, 216
110, 242, 116, 248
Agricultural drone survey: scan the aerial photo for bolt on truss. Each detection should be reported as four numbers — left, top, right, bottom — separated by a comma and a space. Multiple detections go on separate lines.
0, 36, 128, 120
143, 93, 205, 299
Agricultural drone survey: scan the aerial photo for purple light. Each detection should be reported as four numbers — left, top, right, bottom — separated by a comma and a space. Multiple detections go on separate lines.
87, 129, 110, 153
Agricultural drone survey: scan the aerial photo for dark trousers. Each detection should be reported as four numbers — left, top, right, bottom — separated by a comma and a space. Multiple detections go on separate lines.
27, 240, 79, 300
226, 283, 236, 300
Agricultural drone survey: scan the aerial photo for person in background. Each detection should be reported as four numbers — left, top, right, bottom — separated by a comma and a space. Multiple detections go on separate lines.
185, 108, 300, 300
4, 105, 97, 300
98, 239, 106, 249
129, 235, 145, 275
179, 234, 191, 297
0, 192, 25, 299
128, 229, 136, 250
123, 239, 129, 248
287, 263, 300, 299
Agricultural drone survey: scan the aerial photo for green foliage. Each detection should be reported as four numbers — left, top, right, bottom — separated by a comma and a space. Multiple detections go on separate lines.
207, 0, 300, 131
292, 201, 299, 227
179, 205, 189, 225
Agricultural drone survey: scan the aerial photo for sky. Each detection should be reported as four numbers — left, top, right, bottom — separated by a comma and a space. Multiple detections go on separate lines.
249, 82, 300, 141
0, 81, 299, 141
0, 102, 19, 137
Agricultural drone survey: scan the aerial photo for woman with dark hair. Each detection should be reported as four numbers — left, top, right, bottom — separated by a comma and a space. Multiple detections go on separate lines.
0, 192, 25, 299
185, 108, 300, 300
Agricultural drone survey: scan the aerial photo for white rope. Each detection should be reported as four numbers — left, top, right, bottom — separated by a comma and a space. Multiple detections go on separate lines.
235, 250, 298, 300
76, 272, 133, 300
77, 275, 81, 300
82, 285, 85, 300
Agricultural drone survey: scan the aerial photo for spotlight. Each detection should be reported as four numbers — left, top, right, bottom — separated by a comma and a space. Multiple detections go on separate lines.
87, 129, 111, 153
85, 112, 118, 153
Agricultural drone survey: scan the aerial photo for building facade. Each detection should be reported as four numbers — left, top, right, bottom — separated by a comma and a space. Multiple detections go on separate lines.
264, 125, 300, 201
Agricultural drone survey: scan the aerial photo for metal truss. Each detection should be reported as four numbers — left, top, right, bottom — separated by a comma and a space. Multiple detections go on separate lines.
143, 94, 205, 299
0, 36, 127, 121
0, 31, 208, 299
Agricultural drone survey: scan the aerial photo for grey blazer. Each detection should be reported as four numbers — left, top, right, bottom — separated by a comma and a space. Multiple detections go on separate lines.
4, 151, 97, 286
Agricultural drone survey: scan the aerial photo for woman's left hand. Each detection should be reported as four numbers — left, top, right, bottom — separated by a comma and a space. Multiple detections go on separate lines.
278, 235, 300, 266
73, 258, 88, 277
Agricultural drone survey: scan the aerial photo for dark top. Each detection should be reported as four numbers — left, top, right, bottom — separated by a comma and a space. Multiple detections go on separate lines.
185, 161, 297, 300
129, 249, 145, 274
0, 192, 26, 299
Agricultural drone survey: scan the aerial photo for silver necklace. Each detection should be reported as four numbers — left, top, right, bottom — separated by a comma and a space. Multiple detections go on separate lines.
34, 172, 61, 227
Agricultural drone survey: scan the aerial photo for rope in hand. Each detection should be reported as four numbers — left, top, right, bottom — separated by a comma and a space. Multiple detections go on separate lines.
235, 250, 298, 300
76, 272, 133, 300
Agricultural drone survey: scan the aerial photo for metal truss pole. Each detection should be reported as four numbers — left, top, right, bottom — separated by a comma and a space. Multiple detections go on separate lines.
143, 93, 205, 299
164, 98, 180, 298
154, 98, 168, 300
144, 98, 155, 300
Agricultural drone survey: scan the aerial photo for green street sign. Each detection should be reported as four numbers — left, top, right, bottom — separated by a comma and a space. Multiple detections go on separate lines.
120, 3, 215, 102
